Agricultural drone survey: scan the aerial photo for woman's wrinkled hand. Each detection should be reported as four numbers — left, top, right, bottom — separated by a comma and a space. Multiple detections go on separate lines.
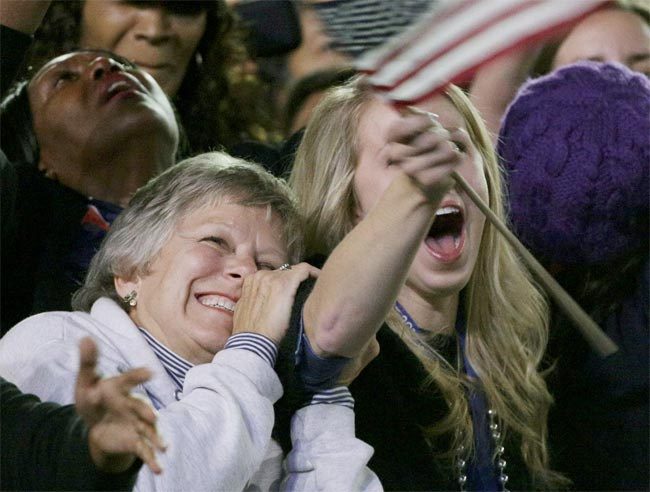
233, 262, 320, 345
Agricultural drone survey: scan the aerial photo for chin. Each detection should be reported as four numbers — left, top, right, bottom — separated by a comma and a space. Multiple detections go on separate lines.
410, 262, 473, 298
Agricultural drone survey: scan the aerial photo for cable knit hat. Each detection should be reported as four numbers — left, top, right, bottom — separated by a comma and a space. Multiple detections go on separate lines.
497, 61, 650, 266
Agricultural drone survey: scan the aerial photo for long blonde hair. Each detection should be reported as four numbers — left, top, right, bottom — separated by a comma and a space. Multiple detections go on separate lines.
290, 79, 564, 488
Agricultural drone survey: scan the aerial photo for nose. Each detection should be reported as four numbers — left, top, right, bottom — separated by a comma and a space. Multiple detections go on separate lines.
134, 8, 173, 44
224, 256, 258, 281
88, 56, 123, 81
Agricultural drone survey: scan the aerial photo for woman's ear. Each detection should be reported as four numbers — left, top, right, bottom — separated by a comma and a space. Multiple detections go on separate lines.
114, 275, 141, 299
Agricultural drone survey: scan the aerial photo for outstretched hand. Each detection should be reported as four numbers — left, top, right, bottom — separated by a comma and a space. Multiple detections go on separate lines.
75, 337, 166, 475
233, 262, 320, 345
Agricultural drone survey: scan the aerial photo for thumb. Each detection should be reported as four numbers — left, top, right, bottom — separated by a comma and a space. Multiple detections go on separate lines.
76, 336, 100, 392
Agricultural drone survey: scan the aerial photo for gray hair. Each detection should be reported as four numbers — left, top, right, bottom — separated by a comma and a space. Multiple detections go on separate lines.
72, 151, 303, 312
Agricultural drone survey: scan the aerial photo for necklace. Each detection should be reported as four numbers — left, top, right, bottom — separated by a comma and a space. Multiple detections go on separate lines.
456, 407, 509, 492
394, 303, 510, 491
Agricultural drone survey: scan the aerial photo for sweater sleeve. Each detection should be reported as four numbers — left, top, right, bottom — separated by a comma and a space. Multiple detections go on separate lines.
0, 377, 140, 491
0, 315, 285, 492
281, 404, 382, 492
273, 276, 317, 452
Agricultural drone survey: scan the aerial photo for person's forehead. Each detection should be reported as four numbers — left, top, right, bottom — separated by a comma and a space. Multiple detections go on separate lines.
31, 50, 137, 84
33, 52, 89, 78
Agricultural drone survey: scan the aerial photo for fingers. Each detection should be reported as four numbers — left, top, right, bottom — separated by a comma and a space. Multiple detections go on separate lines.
128, 392, 158, 427
386, 110, 436, 144
277, 262, 321, 281
112, 367, 153, 392
234, 262, 320, 343
135, 437, 163, 475
385, 110, 463, 203
77, 337, 100, 390
133, 409, 166, 453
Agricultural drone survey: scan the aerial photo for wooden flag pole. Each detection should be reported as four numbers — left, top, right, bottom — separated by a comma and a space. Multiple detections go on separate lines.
451, 170, 618, 357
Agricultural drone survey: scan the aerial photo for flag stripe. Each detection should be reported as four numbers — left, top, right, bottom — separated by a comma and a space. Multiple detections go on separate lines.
367, 0, 533, 88
358, 0, 608, 104
357, 0, 468, 73
384, 0, 606, 102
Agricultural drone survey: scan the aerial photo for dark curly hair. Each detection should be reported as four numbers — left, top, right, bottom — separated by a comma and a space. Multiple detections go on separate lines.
21, 0, 279, 155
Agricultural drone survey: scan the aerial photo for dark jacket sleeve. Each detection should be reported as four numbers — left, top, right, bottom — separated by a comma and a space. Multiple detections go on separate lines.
0, 25, 32, 96
272, 276, 317, 453
1, 377, 141, 491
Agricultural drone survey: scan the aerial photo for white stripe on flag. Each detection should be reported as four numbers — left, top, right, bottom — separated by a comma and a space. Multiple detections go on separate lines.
356, 0, 464, 72
362, 0, 525, 81
359, 0, 608, 104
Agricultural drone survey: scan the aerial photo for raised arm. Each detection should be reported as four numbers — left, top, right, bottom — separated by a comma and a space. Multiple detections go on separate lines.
304, 109, 462, 358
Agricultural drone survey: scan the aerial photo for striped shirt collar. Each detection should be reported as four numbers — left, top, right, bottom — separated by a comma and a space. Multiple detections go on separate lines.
138, 328, 193, 391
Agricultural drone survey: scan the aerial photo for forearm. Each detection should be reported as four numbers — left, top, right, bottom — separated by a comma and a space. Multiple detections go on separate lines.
304, 171, 436, 357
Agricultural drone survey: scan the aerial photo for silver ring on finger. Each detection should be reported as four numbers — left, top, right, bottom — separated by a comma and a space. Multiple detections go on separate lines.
278, 263, 291, 271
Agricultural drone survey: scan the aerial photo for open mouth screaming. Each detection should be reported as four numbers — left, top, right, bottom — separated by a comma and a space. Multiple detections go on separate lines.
424, 205, 465, 262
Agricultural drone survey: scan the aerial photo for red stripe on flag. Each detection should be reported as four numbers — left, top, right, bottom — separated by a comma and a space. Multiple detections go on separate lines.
357, 0, 477, 75
370, 0, 536, 91
359, 0, 611, 105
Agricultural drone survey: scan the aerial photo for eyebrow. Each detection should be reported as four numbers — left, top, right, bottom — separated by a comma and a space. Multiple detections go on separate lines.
627, 52, 650, 64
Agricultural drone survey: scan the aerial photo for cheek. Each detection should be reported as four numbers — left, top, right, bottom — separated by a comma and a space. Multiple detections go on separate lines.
461, 155, 489, 202
81, 8, 129, 49
33, 104, 85, 163
176, 17, 206, 53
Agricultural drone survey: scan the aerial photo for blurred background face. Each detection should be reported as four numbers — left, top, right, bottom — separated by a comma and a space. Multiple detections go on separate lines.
80, 0, 207, 96
553, 9, 650, 75
287, 6, 351, 83
126, 202, 288, 364
28, 51, 178, 195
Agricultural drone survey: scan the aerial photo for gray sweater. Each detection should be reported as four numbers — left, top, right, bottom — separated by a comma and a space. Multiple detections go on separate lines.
0, 297, 381, 491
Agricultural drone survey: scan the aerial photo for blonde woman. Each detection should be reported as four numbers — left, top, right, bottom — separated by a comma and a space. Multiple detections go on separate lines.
287, 78, 565, 490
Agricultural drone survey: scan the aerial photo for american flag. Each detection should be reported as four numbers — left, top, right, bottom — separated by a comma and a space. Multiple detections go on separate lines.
356, 0, 609, 104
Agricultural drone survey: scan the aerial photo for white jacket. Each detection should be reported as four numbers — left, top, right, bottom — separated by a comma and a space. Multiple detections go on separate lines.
0, 297, 381, 492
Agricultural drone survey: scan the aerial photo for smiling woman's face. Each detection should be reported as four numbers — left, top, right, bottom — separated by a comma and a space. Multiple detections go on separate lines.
79, 0, 208, 96
117, 201, 289, 364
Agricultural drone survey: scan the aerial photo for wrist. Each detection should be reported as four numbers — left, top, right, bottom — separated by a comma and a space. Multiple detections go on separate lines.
88, 430, 136, 474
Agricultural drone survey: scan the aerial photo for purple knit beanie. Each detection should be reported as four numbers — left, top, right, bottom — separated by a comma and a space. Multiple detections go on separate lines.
497, 61, 650, 266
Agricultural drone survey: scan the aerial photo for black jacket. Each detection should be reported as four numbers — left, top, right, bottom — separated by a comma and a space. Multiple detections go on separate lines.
1, 377, 140, 491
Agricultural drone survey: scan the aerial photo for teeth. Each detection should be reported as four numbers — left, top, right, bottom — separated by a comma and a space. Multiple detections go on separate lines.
107, 81, 130, 95
436, 206, 460, 216
454, 236, 460, 248
198, 295, 236, 312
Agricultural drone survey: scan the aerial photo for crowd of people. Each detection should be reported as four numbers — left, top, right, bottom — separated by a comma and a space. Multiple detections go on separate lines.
1, 1, 648, 491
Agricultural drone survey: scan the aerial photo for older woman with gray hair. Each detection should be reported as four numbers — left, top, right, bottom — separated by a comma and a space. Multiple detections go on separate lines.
0, 152, 381, 491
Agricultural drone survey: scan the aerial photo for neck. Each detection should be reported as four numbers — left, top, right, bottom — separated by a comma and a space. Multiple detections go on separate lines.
397, 287, 458, 335
82, 145, 173, 207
